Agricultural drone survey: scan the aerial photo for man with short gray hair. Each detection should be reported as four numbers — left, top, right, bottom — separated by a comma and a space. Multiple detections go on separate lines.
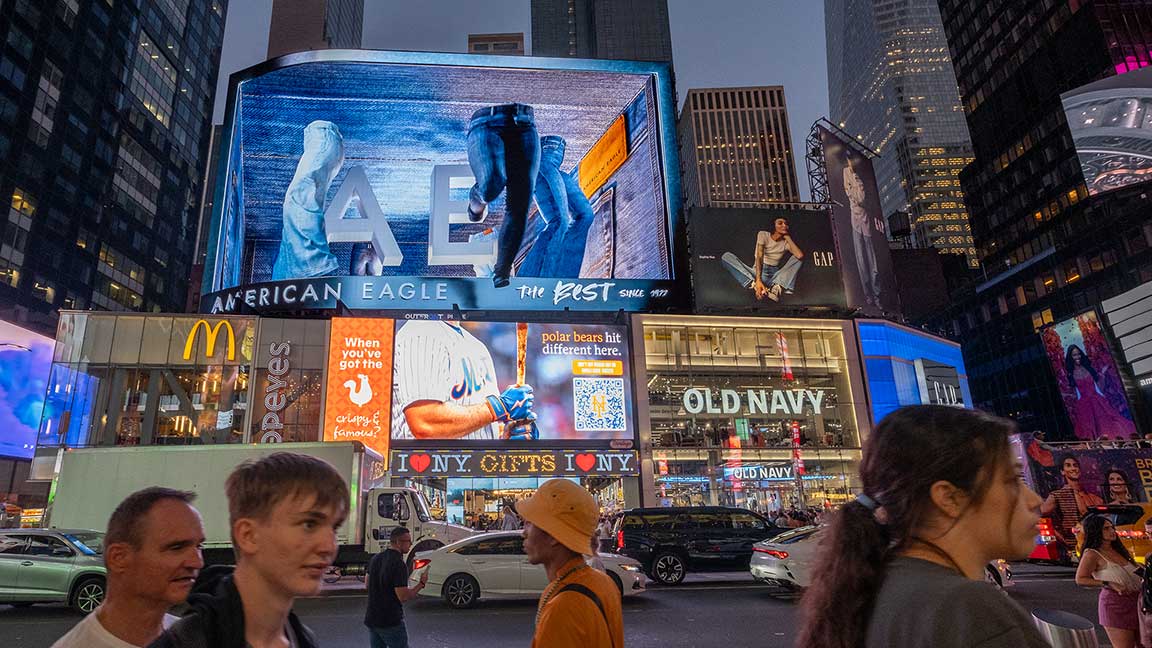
52, 487, 204, 648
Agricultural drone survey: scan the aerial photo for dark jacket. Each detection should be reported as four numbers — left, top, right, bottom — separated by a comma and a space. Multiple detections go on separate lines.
148, 565, 318, 648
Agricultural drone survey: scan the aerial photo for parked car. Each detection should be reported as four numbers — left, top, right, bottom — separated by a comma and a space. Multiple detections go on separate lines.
0, 529, 107, 613
750, 527, 1014, 591
408, 531, 646, 609
613, 506, 784, 585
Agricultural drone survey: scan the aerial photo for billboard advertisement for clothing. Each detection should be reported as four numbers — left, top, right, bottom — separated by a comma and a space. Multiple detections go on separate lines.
1012, 434, 1151, 546
817, 126, 900, 314
0, 321, 53, 459
1041, 310, 1137, 441
201, 51, 684, 314
390, 319, 634, 446
1061, 66, 1152, 197
856, 320, 971, 424
688, 206, 846, 312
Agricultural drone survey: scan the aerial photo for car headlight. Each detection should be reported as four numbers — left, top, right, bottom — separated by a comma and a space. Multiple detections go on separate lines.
619, 564, 641, 572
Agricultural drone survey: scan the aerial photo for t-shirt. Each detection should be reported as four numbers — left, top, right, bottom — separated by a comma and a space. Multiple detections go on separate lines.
391, 321, 502, 440
365, 548, 409, 629
865, 557, 1050, 648
533, 557, 623, 648
755, 232, 790, 267
52, 610, 178, 648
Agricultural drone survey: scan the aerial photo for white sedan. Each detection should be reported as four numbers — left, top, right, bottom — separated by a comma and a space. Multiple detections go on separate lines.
409, 531, 646, 608
749, 526, 1015, 591
750, 525, 822, 590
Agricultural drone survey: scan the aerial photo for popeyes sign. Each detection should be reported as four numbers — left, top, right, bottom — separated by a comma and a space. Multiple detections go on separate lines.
390, 449, 639, 477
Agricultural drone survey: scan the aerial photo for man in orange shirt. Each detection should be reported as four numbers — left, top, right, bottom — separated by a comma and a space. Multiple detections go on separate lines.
518, 479, 623, 648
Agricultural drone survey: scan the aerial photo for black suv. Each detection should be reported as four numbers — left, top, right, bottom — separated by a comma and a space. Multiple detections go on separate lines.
612, 507, 784, 585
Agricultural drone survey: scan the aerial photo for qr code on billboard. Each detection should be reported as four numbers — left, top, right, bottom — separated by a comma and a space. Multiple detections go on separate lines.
573, 377, 627, 432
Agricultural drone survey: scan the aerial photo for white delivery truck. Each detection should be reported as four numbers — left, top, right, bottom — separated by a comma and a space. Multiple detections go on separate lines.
43, 441, 473, 573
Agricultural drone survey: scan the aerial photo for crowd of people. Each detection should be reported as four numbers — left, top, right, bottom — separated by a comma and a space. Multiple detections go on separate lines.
45, 404, 1152, 647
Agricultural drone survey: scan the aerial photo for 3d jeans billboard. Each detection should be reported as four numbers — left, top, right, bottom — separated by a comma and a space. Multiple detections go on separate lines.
202, 51, 684, 314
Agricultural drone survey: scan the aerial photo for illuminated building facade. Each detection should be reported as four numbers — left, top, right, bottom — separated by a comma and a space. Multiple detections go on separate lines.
826, 0, 977, 266
678, 86, 802, 208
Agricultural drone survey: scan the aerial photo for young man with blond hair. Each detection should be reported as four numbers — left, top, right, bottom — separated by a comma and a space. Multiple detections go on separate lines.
150, 452, 350, 648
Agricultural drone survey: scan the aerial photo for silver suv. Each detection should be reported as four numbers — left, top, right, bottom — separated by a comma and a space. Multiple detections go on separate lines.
0, 529, 107, 613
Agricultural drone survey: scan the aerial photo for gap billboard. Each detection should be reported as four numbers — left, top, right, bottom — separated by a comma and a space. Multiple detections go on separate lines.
201, 51, 684, 314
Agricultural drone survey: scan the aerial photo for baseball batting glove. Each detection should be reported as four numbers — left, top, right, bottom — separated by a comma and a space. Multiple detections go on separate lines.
505, 411, 540, 441
486, 384, 534, 423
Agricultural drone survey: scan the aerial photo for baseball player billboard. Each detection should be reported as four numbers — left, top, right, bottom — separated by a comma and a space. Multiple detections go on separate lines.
818, 126, 901, 315
389, 319, 634, 446
200, 50, 685, 315
689, 205, 846, 311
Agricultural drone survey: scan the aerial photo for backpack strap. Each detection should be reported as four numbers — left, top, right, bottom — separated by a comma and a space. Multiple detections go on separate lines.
557, 583, 616, 648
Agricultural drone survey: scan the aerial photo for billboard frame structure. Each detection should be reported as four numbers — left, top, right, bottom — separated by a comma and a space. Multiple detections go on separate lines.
199, 49, 687, 316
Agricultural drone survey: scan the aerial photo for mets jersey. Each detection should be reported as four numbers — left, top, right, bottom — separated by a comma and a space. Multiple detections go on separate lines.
391, 320, 502, 440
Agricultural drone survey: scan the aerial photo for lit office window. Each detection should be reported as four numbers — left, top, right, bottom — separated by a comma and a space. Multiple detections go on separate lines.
129, 32, 176, 127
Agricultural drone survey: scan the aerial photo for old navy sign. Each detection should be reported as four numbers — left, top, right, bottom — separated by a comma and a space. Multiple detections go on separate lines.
391, 449, 639, 477
682, 387, 826, 416
200, 277, 678, 314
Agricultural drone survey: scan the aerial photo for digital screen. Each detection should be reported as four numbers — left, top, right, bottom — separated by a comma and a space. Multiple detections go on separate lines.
689, 206, 845, 311
390, 320, 633, 445
1061, 66, 1152, 196
1041, 310, 1136, 441
857, 320, 971, 423
818, 126, 901, 314
323, 318, 395, 461
0, 321, 54, 459
203, 51, 683, 314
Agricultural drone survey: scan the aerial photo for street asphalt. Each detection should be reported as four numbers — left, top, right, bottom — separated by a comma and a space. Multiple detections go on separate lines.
0, 565, 1109, 647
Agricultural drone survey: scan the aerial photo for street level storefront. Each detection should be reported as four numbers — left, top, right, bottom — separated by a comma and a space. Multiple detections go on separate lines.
632, 315, 872, 510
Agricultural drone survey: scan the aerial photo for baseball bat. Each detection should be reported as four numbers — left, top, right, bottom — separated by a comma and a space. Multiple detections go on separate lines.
516, 322, 528, 385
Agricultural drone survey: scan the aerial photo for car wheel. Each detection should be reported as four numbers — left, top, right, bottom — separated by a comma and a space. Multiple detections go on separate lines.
443, 573, 480, 609
985, 565, 1003, 589
71, 577, 105, 614
608, 571, 624, 598
323, 566, 342, 584
650, 552, 687, 585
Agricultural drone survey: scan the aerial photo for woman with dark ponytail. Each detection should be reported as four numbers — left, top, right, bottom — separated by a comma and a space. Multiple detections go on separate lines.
796, 405, 1049, 647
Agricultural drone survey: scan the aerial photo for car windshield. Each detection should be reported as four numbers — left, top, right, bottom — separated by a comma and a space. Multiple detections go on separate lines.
62, 532, 104, 555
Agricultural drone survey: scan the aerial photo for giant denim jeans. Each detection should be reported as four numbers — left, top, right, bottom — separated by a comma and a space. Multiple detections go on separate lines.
852, 228, 881, 302
721, 253, 803, 292
271, 121, 344, 280
519, 136, 568, 277
466, 105, 540, 285
520, 135, 597, 278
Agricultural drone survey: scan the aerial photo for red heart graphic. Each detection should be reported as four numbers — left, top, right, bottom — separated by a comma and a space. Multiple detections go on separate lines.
575, 454, 597, 472
410, 454, 431, 473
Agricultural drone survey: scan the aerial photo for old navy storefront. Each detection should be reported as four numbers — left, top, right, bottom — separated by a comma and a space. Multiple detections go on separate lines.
633, 315, 872, 512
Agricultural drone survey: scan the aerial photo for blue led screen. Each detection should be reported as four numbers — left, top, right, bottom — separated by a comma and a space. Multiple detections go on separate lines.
857, 321, 971, 423
203, 52, 682, 313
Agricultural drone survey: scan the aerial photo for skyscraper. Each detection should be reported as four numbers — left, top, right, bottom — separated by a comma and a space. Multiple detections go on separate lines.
678, 86, 802, 208
825, 0, 977, 267
468, 33, 525, 56
267, 0, 364, 59
0, 0, 228, 336
531, 0, 673, 64
931, 1, 1152, 436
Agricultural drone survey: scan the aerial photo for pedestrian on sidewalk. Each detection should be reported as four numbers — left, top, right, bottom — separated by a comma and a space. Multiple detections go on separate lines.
53, 488, 204, 648
149, 452, 349, 648
365, 527, 428, 648
501, 503, 522, 530
1076, 514, 1144, 648
519, 479, 623, 648
796, 405, 1049, 648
